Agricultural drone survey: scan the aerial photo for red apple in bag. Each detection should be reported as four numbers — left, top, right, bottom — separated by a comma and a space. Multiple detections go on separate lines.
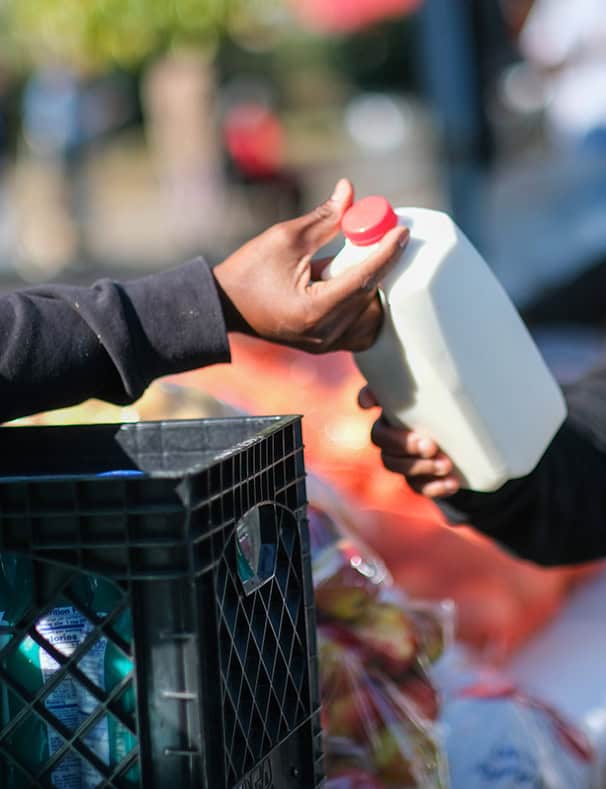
371, 723, 442, 786
395, 668, 440, 722
409, 603, 452, 664
326, 766, 386, 788
370, 726, 417, 786
324, 683, 382, 743
314, 539, 386, 623
349, 601, 417, 677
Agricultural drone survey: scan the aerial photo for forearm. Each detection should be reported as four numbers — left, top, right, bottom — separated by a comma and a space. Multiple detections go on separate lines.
0, 258, 230, 422
438, 366, 606, 565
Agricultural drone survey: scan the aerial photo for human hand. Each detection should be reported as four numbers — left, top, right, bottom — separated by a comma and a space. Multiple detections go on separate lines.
212, 178, 409, 353
358, 386, 461, 497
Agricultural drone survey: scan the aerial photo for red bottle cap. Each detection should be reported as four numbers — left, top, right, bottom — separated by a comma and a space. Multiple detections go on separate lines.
341, 195, 398, 246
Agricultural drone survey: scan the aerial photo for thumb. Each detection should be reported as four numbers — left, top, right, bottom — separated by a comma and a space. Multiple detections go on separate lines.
318, 225, 409, 307
292, 178, 354, 252
358, 386, 379, 409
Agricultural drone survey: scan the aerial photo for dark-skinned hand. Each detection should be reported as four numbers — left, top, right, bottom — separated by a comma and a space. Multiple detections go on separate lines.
213, 178, 409, 354
358, 386, 461, 498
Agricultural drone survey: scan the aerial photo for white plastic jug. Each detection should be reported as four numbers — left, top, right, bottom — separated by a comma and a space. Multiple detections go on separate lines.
326, 196, 567, 492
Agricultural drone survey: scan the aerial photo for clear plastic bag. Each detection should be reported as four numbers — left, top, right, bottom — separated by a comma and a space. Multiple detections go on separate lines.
309, 493, 453, 788
433, 647, 596, 789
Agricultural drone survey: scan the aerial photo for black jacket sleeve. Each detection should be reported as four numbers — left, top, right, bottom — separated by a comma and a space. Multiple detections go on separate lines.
0, 258, 230, 423
437, 362, 606, 566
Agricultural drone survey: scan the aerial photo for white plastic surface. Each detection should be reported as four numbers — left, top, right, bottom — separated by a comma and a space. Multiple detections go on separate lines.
431, 636, 602, 789
506, 568, 606, 787
327, 207, 567, 491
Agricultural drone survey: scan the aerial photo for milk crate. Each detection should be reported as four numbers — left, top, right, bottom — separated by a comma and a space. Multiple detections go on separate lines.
0, 416, 324, 788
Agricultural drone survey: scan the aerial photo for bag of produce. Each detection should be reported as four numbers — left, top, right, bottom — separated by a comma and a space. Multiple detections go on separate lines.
431, 647, 596, 789
308, 494, 453, 788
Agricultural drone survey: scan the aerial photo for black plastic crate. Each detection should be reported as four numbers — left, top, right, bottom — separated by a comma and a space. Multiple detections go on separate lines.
0, 416, 324, 788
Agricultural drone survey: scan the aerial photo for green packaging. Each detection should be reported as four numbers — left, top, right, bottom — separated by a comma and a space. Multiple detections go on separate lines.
0, 557, 138, 788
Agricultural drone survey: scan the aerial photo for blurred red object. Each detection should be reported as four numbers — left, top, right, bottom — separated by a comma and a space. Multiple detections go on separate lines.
326, 768, 385, 788
178, 335, 601, 661
223, 102, 284, 178
292, 0, 423, 34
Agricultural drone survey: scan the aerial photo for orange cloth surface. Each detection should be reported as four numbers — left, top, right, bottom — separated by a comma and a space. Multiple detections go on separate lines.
177, 335, 599, 661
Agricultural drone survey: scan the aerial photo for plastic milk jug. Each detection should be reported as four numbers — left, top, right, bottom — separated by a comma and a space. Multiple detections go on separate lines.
326, 196, 567, 491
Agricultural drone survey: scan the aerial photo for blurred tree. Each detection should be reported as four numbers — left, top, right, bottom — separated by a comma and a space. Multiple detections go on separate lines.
1, 0, 423, 77
0, 0, 286, 72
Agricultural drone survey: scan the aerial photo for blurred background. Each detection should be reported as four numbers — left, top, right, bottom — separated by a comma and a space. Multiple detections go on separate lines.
1, 0, 606, 371
3, 0, 606, 782
0, 0, 604, 333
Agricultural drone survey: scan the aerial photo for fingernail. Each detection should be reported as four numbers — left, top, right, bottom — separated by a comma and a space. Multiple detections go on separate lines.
418, 438, 433, 456
398, 228, 410, 248
331, 178, 349, 202
444, 479, 458, 492
435, 461, 449, 475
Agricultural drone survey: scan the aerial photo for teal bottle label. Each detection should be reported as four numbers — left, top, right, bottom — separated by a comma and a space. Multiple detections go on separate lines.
1, 557, 139, 788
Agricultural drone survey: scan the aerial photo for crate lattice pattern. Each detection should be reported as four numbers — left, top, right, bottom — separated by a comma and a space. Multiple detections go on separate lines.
0, 567, 138, 788
217, 506, 309, 784
0, 417, 321, 788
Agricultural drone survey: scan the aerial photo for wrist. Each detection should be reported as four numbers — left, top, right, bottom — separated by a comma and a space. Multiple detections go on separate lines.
211, 264, 256, 336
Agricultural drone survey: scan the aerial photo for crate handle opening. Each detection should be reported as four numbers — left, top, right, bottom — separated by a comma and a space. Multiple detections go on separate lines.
235, 503, 285, 595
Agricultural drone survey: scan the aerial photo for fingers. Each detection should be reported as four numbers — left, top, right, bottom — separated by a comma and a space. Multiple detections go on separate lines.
381, 450, 460, 498
410, 476, 461, 498
371, 418, 439, 459
380, 449, 454, 479
358, 386, 379, 409
290, 178, 354, 252
352, 225, 409, 291
330, 297, 383, 352
316, 226, 409, 312
309, 256, 333, 281
369, 417, 460, 498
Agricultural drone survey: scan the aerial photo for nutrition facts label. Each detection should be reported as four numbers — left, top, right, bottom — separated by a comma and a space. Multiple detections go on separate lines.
35, 606, 109, 789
